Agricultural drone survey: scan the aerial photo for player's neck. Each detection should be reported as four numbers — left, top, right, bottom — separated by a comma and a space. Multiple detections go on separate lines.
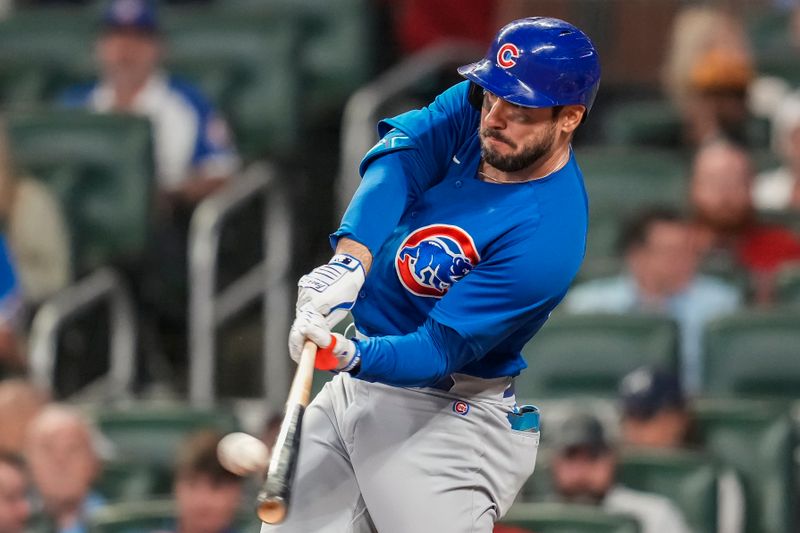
481, 144, 571, 184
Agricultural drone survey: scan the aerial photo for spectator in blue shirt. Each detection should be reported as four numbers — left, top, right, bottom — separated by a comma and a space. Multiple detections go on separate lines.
564, 207, 741, 393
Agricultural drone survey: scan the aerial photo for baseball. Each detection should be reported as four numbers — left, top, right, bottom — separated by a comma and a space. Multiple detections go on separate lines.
217, 432, 270, 477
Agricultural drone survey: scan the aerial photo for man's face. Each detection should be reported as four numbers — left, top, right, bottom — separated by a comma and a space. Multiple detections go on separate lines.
690, 146, 754, 231
27, 423, 97, 510
175, 475, 242, 533
621, 409, 691, 449
96, 28, 161, 90
627, 221, 698, 297
552, 448, 616, 504
0, 463, 30, 533
479, 91, 562, 172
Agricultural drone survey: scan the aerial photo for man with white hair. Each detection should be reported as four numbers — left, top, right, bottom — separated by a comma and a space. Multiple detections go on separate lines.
755, 92, 800, 211
25, 405, 106, 533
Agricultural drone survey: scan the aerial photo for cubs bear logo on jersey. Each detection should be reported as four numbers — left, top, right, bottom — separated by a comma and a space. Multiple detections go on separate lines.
395, 224, 480, 298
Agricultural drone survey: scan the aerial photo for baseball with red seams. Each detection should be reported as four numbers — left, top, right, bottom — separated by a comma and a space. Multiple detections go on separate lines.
217, 432, 270, 476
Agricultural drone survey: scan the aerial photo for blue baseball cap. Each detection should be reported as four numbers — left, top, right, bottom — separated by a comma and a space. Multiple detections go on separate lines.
102, 0, 159, 33
619, 367, 685, 420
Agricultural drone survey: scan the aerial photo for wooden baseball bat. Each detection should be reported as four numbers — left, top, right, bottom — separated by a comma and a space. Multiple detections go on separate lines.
256, 340, 317, 524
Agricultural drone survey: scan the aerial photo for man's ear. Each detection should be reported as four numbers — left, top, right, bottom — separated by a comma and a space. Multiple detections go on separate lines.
560, 105, 585, 133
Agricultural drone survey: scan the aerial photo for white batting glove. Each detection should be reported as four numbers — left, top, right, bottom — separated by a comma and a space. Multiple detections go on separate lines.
296, 254, 365, 329
288, 306, 360, 372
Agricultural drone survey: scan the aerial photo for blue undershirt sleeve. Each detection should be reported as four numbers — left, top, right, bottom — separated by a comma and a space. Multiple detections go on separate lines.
353, 317, 478, 387
331, 149, 431, 256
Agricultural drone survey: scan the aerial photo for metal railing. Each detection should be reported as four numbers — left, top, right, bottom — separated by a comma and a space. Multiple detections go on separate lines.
188, 162, 292, 408
29, 267, 137, 400
337, 40, 483, 215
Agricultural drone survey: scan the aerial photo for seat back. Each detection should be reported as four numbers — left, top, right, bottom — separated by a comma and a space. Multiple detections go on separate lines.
693, 399, 796, 533
517, 314, 679, 400
501, 502, 641, 533
703, 310, 800, 398
618, 449, 718, 533
7, 111, 154, 274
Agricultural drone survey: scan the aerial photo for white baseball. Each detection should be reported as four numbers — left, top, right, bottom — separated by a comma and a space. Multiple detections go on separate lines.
217, 432, 270, 477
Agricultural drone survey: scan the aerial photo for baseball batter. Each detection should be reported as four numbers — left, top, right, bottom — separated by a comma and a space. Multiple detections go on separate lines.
262, 17, 601, 533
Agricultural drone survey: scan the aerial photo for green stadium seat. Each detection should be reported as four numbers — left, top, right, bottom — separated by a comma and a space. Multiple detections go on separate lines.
702, 310, 800, 399
161, 11, 300, 159
775, 265, 800, 307
575, 146, 688, 211
95, 461, 172, 502
579, 211, 624, 280
94, 406, 239, 466
6, 111, 154, 275
618, 449, 717, 533
501, 502, 641, 533
693, 399, 796, 533
221, 0, 377, 120
516, 314, 679, 401
0, 9, 94, 107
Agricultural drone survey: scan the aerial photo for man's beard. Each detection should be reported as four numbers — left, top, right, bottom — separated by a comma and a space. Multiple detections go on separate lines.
480, 124, 557, 173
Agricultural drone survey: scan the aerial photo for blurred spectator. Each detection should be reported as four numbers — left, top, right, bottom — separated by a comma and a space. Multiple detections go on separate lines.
565, 207, 741, 393
25, 405, 106, 533
0, 379, 49, 455
551, 412, 691, 533
61, 0, 239, 208
619, 367, 745, 533
0, 236, 23, 376
0, 118, 71, 304
663, 6, 754, 147
172, 431, 243, 533
0, 453, 30, 533
493, 525, 534, 533
689, 140, 800, 303
755, 92, 800, 211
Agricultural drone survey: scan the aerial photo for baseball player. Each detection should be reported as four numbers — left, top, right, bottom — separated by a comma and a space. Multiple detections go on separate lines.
263, 17, 601, 533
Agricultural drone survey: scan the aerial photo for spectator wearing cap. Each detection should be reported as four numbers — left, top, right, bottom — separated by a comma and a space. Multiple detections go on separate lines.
565, 207, 741, 393
755, 92, 800, 211
0, 453, 31, 533
619, 367, 745, 533
61, 0, 239, 205
551, 412, 692, 533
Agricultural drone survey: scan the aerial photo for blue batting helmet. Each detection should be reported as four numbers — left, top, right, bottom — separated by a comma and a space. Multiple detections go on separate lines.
458, 17, 601, 113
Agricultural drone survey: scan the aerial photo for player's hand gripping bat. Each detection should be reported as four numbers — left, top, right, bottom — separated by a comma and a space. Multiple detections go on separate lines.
256, 340, 317, 524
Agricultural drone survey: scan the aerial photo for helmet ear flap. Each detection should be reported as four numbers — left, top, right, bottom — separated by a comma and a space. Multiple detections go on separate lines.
467, 82, 483, 110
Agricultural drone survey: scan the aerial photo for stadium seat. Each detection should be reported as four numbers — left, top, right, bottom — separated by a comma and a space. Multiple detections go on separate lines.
775, 265, 800, 307
575, 146, 688, 211
94, 406, 239, 466
6, 111, 154, 275
501, 502, 641, 533
161, 11, 301, 159
693, 399, 796, 533
702, 310, 800, 399
618, 449, 717, 533
95, 461, 172, 502
0, 9, 94, 108
516, 314, 679, 401
580, 211, 624, 280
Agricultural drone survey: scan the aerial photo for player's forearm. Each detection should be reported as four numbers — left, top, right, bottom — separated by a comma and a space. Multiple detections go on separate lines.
335, 238, 373, 274
353, 318, 478, 386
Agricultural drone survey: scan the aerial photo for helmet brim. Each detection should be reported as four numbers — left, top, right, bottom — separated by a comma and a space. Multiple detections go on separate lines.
458, 59, 559, 109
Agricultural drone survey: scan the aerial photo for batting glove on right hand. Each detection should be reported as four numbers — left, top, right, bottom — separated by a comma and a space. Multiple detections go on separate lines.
296, 254, 365, 329
289, 305, 360, 372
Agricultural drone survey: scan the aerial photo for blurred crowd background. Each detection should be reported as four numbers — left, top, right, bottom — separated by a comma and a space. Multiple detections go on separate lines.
0, 0, 798, 532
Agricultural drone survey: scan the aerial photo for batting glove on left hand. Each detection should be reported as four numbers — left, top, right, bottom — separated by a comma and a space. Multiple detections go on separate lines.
289, 305, 361, 373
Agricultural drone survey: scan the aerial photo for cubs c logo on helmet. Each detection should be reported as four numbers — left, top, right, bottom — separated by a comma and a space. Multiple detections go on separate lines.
395, 224, 480, 298
496, 43, 520, 69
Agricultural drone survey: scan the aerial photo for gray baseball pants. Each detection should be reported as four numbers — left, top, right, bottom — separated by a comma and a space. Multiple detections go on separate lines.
260, 372, 539, 533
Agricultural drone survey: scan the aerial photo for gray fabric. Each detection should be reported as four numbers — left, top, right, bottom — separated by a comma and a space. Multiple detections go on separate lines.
261, 373, 539, 533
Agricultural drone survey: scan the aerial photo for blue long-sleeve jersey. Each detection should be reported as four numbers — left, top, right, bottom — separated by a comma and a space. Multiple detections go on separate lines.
333, 81, 589, 387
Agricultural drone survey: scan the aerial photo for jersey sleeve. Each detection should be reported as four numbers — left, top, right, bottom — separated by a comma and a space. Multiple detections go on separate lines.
358, 80, 478, 186
429, 226, 579, 357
